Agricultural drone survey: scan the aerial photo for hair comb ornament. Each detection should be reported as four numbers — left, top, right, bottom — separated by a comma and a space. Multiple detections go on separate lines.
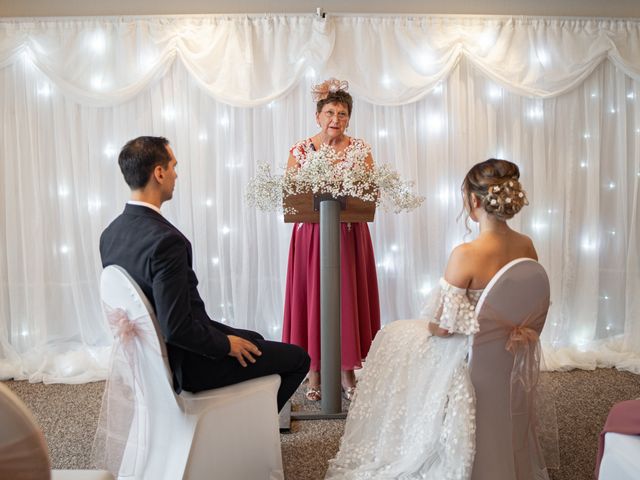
311, 78, 349, 102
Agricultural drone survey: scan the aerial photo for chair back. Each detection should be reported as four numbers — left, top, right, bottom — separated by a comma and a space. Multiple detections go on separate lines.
0, 382, 51, 479
98, 265, 190, 479
98, 265, 284, 480
99, 264, 175, 395
470, 258, 550, 480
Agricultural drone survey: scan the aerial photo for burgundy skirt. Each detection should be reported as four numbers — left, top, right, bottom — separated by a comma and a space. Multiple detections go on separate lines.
282, 222, 380, 371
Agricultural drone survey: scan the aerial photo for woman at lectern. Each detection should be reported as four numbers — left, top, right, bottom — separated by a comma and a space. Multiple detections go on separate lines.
282, 78, 380, 402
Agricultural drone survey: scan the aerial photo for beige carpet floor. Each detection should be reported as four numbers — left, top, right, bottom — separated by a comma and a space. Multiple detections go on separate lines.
5, 368, 640, 479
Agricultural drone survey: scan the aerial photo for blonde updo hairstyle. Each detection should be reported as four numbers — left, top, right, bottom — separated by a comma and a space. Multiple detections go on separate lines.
461, 159, 529, 225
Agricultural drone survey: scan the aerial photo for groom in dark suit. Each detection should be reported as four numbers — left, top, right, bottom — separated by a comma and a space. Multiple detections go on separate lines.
100, 136, 310, 411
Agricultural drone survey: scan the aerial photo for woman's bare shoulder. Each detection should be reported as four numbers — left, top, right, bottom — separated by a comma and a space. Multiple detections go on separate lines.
518, 232, 538, 260
513, 230, 533, 243
506, 230, 537, 258
444, 242, 476, 288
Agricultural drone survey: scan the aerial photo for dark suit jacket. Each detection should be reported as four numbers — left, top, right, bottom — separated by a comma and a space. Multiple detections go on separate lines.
100, 203, 236, 393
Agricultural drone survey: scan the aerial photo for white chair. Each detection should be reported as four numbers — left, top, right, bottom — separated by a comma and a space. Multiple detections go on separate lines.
98, 265, 284, 480
597, 399, 640, 480
599, 433, 640, 480
470, 258, 552, 480
0, 381, 113, 480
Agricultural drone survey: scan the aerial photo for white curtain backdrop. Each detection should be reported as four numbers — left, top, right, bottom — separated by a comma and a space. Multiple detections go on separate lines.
0, 14, 639, 383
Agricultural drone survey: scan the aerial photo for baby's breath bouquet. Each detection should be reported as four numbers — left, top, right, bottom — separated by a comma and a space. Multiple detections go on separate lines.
246, 142, 424, 214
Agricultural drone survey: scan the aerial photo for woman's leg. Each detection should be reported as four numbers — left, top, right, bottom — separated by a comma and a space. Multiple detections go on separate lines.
341, 369, 357, 400
305, 369, 321, 401
341, 369, 356, 388
308, 370, 320, 387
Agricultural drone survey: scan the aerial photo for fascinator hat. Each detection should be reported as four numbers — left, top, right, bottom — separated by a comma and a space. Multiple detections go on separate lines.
311, 78, 349, 102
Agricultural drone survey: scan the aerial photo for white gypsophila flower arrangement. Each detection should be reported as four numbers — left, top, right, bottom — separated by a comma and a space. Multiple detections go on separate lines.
246, 142, 424, 214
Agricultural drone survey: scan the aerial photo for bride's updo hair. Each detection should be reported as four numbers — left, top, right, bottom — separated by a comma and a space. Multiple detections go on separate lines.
462, 159, 529, 221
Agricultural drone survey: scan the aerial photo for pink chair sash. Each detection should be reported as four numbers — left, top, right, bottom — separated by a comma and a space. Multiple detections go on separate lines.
505, 324, 542, 401
92, 304, 150, 478
0, 430, 50, 480
474, 300, 559, 470
110, 307, 141, 345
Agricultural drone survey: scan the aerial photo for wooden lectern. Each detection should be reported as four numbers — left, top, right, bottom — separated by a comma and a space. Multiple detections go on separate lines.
284, 192, 376, 224
283, 192, 375, 420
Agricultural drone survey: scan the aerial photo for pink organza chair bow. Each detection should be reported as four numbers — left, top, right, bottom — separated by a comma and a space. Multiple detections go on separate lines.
92, 303, 153, 478
108, 308, 140, 344
470, 258, 558, 480
0, 382, 113, 480
96, 265, 284, 480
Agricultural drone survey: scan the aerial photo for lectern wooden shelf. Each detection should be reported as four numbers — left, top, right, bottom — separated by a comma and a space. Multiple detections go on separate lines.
283, 192, 376, 224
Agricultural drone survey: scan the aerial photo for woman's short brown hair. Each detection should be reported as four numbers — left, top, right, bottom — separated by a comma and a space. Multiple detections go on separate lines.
316, 90, 353, 116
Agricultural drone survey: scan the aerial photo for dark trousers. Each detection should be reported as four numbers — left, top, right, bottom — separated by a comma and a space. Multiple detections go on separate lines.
181, 329, 310, 411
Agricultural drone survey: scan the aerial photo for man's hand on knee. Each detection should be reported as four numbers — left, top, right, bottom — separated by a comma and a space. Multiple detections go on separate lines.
227, 335, 262, 367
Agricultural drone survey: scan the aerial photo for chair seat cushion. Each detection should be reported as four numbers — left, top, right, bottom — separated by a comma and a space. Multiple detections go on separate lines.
599, 433, 640, 480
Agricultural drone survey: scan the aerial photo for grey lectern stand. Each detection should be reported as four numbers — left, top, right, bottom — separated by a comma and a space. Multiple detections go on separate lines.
281, 192, 375, 423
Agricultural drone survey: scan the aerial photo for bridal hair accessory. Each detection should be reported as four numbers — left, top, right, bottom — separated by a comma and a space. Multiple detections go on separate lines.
311, 78, 349, 102
484, 178, 529, 220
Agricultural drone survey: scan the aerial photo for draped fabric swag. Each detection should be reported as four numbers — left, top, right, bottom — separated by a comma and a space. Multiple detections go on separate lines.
0, 14, 639, 382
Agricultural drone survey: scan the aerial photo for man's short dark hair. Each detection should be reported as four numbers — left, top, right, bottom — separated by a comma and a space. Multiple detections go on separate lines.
118, 136, 171, 190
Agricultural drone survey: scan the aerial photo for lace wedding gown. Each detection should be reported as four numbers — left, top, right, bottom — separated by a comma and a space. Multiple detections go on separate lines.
325, 279, 483, 480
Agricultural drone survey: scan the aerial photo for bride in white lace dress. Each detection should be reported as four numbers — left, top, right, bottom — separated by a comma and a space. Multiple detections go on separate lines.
325, 159, 537, 480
